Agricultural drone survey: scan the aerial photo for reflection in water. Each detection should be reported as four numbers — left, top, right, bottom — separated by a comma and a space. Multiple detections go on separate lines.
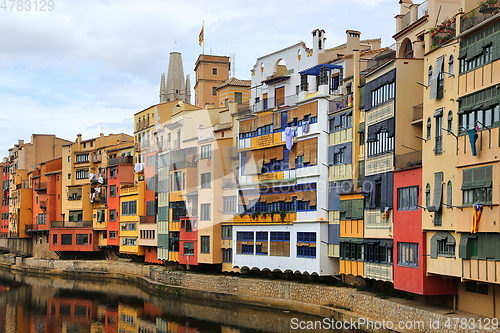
0, 269, 349, 333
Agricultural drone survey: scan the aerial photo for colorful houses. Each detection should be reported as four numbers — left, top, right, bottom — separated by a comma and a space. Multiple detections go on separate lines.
2, 0, 500, 319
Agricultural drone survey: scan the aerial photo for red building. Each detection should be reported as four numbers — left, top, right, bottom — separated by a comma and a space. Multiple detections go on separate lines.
1, 161, 10, 237
106, 154, 134, 247
104, 307, 118, 333
179, 217, 198, 267
393, 166, 457, 295
29, 158, 62, 237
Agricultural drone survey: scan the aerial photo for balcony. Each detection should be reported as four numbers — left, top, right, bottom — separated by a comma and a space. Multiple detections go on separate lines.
39, 200, 47, 211
430, 17, 456, 49
364, 44, 396, 74
252, 94, 298, 113
139, 216, 157, 224
222, 176, 236, 189
67, 191, 82, 201
412, 103, 423, 123
90, 174, 107, 185
108, 155, 133, 166
120, 185, 138, 195
398, 1, 428, 33
50, 221, 93, 228
460, 2, 500, 35
92, 154, 102, 163
33, 182, 47, 192
135, 142, 140, 151
328, 94, 352, 113
463, 258, 500, 284
395, 150, 422, 170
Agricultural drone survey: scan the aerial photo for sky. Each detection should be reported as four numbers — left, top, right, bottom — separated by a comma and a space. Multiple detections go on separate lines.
0, 0, 400, 155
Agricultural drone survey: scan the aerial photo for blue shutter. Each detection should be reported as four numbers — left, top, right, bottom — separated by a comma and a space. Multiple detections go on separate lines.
328, 146, 334, 165
344, 142, 352, 164
328, 224, 340, 245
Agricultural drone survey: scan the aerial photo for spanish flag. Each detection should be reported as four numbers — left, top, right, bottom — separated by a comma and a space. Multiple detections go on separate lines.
471, 203, 483, 233
199, 26, 204, 46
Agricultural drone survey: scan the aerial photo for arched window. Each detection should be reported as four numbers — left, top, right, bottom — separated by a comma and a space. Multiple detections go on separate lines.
428, 65, 433, 85
427, 118, 432, 140
426, 183, 431, 208
448, 55, 454, 76
447, 111, 453, 133
447, 181, 452, 207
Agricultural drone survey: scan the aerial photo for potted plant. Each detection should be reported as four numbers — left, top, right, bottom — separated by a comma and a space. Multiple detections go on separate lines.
469, 8, 477, 19
252, 211, 261, 220
280, 211, 288, 223
452, 17, 456, 23
487, 0, 497, 7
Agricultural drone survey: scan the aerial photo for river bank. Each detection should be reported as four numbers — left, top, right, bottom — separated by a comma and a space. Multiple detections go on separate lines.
0, 255, 493, 333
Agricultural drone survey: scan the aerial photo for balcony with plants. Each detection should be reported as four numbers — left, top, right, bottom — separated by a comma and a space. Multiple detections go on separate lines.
460, 0, 500, 34
430, 17, 457, 49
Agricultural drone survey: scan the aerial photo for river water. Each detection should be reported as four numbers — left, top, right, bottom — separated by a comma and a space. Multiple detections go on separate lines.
0, 269, 353, 333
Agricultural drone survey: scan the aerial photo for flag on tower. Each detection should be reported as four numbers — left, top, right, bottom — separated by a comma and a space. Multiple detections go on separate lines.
199, 26, 204, 46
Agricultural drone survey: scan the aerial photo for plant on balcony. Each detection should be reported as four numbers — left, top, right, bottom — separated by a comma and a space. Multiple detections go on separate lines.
469, 8, 477, 19
252, 211, 261, 220
487, 0, 498, 6
280, 210, 288, 223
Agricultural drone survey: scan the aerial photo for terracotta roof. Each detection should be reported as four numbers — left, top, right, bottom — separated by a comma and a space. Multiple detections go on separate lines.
342, 48, 387, 59
217, 77, 251, 90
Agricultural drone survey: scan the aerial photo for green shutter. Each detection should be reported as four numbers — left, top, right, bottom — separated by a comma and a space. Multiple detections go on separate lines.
458, 234, 470, 259
359, 86, 365, 110
345, 200, 352, 220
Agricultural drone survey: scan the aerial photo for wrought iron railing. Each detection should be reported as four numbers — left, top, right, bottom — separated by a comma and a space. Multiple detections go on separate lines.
395, 150, 422, 170
139, 216, 157, 224
50, 221, 93, 228
460, 2, 500, 34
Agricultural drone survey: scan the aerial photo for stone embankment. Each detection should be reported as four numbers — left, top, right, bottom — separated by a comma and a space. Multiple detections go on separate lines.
0, 255, 493, 333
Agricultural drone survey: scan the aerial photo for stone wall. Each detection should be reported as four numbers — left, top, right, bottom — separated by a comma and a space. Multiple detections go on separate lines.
0, 256, 491, 333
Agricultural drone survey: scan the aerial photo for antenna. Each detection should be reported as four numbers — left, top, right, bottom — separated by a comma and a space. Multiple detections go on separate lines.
230, 53, 235, 78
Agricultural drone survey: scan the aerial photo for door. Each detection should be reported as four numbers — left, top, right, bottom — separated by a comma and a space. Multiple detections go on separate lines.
275, 87, 285, 107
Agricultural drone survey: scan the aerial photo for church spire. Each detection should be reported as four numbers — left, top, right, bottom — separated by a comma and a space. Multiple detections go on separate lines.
159, 73, 167, 103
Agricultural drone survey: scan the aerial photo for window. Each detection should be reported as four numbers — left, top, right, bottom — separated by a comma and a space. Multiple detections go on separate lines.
447, 111, 453, 133
397, 186, 419, 210
146, 155, 157, 167
221, 225, 232, 239
201, 173, 211, 189
109, 209, 116, 222
37, 213, 47, 225
425, 184, 431, 207
255, 231, 268, 255
447, 181, 452, 207
109, 231, 116, 239
121, 200, 137, 216
340, 242, 363, 261
397, 242, 419, 268
448, 55, 454, 76
465, 281, 488, 295
367, 132, 394, 157
437, 239, 455, 257
76, 234, 89, 245
222, 248, 232, 263
201, 144, 211, 159
69, 210, 83, 222
297, 232, 316, 258
435, 114, 443, 155
109, 167, 116, 178
235, 92, 242, 104
75, 153, 89, 163
171, 201, 186, 222
173, 171, 182, 191
437, 59, 444, 100
333, 149, 344, 165
223, 196, 236, 214
76, 169, 89, 180
362, 242, 393, 263
200, 203, 211, 220
200, 236, 210, 254
96, 210, 105, 223
370, 81, 395, 108
53, 234, 57, 245
110, 185, 116, 197
212, 68, 217, 75
237, 231, 254, 254
121, 238, 136, 246
68, 173, 71, 179
426, 118, 431, 140
61, 234, 72, 245
462, 166, 493, 205
184, 242, 194, 255
68, 155, 71, 162
212, 87, 217, 96
270, 232, 290, 257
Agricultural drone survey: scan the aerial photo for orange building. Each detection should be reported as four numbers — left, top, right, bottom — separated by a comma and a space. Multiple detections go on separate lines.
194, 55, 230, 107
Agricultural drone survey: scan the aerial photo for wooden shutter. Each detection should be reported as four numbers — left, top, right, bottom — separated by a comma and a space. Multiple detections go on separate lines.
310, 138, 317, 165
310, 191, 317, 206
274, 112, 281, 129
296, 191, 304, 201
262, 149, 269, 164
276, 146, 284, 161
297, 140, 304, 157
310, 101, 318, 117
303, 140, 311, 163
289, 145, 296, 169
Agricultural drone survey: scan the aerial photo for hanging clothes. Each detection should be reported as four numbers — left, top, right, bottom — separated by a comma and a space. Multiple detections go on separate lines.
285, 127, 295, 150
302, 121, 309, 133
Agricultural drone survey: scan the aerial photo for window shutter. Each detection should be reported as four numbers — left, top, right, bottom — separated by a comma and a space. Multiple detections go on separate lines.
328, 146, 335, 165
430, 233, 439, 259
352, 199, 364, 220
432, 172, 443, 212
447, 182, 452, 207
328, 186, 340, 211
430, 57, 443, 100
359, 86, 365, 110
344, 142, 352, 164
345, 200, 352, 219
328, 224, 340, 245
458, 234, 470, 259
365, 81, 372, 111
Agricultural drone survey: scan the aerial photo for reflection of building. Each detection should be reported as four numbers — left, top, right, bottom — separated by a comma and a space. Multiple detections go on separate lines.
117, 304, 142, 333
1, 160, 11, 238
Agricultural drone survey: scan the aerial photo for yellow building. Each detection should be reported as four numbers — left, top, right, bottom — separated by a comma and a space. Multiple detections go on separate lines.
119, 181, 144, 255
216, 77, 251, 108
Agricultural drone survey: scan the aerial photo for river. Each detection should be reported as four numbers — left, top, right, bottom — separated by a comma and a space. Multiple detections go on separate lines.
0, 268, 354, 333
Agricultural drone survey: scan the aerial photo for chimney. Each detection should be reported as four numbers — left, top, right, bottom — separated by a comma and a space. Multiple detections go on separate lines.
346, 30, 361, 54
311, 29, 326, 52
18, 140, 24, 145
76, 134, 82, 143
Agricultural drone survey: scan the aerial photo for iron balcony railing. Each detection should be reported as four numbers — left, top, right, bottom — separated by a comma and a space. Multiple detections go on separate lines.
329, 94, 352, 113
434, 135, 443, 155
417, 0, 428, 20
401, 11, 411, 29
39, 200, 47, 210
252, 94, 298, 113
109, 155, 134, 166
460, 2, 500, 34
34, 182, 47, 191
395, 150, 422, 170
50, 221, 93, 228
